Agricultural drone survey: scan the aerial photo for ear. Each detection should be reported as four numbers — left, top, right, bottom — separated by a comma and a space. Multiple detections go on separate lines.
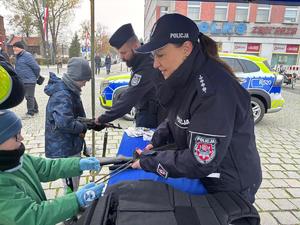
182, 41, 193, 57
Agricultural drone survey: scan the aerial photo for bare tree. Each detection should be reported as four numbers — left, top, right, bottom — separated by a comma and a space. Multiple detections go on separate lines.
79, 20, 111, 56
1, 0, 79, 62
8, 14, 36, 37
47, 0, 80, 63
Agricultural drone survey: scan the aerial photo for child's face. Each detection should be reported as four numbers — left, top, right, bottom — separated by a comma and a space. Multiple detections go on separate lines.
0, 132, 23, 151
75, 80, 88, 88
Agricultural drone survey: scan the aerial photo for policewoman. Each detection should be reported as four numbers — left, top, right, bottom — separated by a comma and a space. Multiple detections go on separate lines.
97, 24, 166, 128
132, 13, 262, 203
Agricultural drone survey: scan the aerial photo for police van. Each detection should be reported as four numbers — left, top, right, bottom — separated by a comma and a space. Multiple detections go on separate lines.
99, 53, 284, 124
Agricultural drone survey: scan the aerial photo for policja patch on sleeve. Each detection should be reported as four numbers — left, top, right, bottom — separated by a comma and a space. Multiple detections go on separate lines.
192, 134, 217, 165
131, 74, 142, 86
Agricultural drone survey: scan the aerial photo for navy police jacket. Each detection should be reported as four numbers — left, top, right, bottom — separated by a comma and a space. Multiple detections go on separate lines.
99, 53, 165, 128
44, 73, 86, 158
140, 46, 262, 203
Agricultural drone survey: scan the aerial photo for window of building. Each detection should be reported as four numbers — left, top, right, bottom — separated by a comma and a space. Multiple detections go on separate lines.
256, 5, 270, 22
284, 7, 298, 23
215, 2, 228, 21
160, 6, 168, 17
235, 3, 249, 22
187, 1, 200, 20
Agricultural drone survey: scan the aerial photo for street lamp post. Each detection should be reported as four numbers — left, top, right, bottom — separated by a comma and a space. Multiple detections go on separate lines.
90, 0, 96, 159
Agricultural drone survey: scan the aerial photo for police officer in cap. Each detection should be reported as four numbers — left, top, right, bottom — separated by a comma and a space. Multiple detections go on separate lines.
96, 24, 165, 128
132, 14, 262, 204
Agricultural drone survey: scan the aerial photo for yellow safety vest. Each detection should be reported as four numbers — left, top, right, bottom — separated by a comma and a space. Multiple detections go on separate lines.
0, 65, 12, 104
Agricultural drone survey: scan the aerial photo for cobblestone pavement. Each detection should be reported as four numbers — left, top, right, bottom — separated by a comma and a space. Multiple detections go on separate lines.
10, 65, 300, 225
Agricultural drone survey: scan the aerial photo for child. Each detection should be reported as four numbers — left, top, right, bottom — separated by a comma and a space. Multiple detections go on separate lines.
44, 57, 91, 193
0, 110, 104, 225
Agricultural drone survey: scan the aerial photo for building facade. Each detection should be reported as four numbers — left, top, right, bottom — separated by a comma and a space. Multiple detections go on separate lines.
144, 1, 300, 67
0, 16, 6, 48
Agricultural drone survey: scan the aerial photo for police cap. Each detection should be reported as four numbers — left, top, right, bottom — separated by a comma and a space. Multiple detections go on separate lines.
109, 23, 136, 49
136, 13, 199, 53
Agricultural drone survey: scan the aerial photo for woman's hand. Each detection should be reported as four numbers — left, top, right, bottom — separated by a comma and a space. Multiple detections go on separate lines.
131, 159, 141, 169
144, 144, 153, 151
132, 148, 143, 169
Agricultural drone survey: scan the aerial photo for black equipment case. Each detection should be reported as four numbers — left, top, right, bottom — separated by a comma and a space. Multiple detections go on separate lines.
76, 180, 260, 225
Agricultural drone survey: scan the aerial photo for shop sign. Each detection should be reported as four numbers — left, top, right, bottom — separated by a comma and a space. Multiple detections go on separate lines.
198, 22, 247, 35
273, 44, 286, 53
234, 43, 260, 53
273, 44, 299, 53
247, 43, 260, 52
286, 45, 299, 54
252, 26, 297, 35
234, 43, 247, 52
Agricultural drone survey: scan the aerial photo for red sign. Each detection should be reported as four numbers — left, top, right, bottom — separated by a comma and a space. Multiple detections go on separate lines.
247, 43, 260, 52
286, 45, 299, 54
252, 26, 297, 35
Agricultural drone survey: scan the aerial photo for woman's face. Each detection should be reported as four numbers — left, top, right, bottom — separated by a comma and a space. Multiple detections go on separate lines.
152, 42, 192, 79
0, 132, 23, 151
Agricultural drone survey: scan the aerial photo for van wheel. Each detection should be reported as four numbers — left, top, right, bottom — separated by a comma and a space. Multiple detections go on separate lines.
251, 97, 265, 124
113, 88, 136, 121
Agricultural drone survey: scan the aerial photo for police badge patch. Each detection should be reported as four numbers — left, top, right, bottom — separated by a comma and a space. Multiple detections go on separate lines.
156, 163, 168, 178
193, 135, 217, 164
131, 74, 142, 86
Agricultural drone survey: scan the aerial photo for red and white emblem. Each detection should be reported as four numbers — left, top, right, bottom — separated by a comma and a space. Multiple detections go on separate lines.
193, 136, 216, 164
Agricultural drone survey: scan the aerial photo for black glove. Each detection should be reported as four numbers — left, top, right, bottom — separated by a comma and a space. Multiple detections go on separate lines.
87, 122, 106, 131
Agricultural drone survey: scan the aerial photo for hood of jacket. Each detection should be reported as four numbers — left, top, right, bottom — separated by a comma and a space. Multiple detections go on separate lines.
44, 72, 69, 96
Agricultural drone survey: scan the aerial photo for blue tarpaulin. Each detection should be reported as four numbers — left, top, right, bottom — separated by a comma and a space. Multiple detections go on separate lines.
108, 132, 207, 195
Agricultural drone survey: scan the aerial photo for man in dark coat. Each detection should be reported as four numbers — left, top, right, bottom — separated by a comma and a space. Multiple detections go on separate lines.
94, 53, 101, 75
96, 24, 166, 128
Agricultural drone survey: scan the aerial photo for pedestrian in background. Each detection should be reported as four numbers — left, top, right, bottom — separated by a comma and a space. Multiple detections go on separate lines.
0, 42, 10, 63
94, 53, 101, 75
44, 57, 91, 193
105, 54, 111, 75
13, 41, 40, 117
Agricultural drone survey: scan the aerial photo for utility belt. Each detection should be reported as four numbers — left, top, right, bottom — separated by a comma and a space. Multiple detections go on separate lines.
137, 100, 159, 114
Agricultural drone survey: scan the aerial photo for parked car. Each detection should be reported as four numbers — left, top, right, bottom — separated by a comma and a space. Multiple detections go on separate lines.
99, 53, 285, 124
220, 53, 284, 123
99, 73, 135, 120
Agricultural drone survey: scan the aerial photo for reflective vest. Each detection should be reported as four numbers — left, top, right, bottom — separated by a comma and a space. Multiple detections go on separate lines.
0, 65, 12, 104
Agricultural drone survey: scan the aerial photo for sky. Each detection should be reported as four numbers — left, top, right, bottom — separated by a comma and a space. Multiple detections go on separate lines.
0, 0, 145, 42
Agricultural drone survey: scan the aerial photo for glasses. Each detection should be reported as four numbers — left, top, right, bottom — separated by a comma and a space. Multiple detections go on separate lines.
14, 132, 22, 142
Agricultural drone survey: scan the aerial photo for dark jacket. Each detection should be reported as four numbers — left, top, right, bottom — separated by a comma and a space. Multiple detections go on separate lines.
139, 46, 262, 203
15, 50, 40, 84
44, 73, 86, 158
98, 53, 166, 128
95, 55, 101, 66
104, 56, 111, 65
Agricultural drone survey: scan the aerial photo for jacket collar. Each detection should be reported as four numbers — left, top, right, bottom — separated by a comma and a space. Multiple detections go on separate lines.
130, 53, 153, 73
165, 44, 206, 89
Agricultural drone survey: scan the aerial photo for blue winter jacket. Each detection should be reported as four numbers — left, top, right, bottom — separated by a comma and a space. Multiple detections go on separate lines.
15, 50, 40, 84
44, 73, 86, 158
